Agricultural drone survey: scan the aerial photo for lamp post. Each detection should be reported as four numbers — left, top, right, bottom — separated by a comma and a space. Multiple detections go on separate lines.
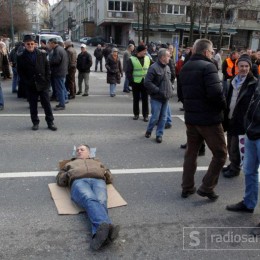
9, 0, 15, 48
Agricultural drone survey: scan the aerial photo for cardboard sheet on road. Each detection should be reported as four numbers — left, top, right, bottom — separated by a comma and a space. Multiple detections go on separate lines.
48, 183, 127, 215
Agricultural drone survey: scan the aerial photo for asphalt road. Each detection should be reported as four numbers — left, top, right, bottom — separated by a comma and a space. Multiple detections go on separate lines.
1, 44, 260, 260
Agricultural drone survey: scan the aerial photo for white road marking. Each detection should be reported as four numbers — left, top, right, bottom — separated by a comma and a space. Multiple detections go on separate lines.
0, 114, 185, 118
0, 167, 207, 178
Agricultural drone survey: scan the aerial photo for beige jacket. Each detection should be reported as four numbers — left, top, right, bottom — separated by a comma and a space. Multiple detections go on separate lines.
56, 158, 113, 187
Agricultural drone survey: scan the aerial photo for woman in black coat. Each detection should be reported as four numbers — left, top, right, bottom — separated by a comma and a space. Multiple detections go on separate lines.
105, 48, 122, 97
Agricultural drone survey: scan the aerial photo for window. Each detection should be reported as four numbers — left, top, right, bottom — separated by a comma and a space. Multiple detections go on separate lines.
108, 1, 133, 12
238, 9, 257, 20
161, 4, 186, 15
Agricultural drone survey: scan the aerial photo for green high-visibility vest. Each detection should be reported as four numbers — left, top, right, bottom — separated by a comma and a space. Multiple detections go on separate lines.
130, 56, 150, 83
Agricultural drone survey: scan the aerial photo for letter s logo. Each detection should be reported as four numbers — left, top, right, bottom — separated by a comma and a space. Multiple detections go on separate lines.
189, 231, 200, 247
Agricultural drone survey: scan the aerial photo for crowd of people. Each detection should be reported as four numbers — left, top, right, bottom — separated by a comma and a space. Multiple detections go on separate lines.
1, 34, 260, 247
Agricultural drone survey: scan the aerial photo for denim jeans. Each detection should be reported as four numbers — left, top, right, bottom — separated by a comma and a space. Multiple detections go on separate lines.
71, 178, 112, 235
123, 77, 130, 91
12, 67, 19, 92
166, 105, 172, 125
110, 83, 116, 96
0, 79, 4, 106
53, 76, 66, 107
243, 135, 260, 209
78, 72, 90, 94
147, 99, 168, 137
182, 124, 227, 193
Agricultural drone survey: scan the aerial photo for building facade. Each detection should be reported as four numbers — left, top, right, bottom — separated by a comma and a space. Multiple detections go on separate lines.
50, 0, 260, 50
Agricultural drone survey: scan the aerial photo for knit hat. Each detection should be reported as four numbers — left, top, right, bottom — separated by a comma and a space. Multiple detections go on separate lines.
237, 54, 252, 68
23, 34, 35, 42
136, 45, 146, 53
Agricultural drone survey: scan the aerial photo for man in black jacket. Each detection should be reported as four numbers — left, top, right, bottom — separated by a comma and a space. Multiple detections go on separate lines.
17, 35, 57, 131
76, 44, 92, 96
225, 80, 260, 235
179, 38, 227, 201
94, 44, 103, 72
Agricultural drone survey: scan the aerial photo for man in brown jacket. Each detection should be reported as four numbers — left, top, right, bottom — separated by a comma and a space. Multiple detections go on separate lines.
56, 144, 119, 250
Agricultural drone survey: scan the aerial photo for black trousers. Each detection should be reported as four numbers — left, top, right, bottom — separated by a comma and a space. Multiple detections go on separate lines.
27, 88, 54, 125
131, 82, 149, 117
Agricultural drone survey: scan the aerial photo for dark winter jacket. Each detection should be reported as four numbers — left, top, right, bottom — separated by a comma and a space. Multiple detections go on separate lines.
144, 61, 173, 101
17, 48, 50, 92
244, 79, 260, 140
49, 45, 68, 77
65, 45, 77, 69
224, 73, 258, 135
76, 51, 92, 73
94, 48, 103, 60
179, 54, 226, 126
105, 54, 122, 84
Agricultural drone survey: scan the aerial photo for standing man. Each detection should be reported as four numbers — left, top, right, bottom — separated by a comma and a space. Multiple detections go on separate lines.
222, 54, 258, 178
144, 48, 173, 143
126, 45, 151, 122
122, 44, 134, 93
222, 50, 239, 97
17, 35, 57, 131
225, 80, 260, 227
9, 42, 21, 93
64, 40, 77, 99
179, 39, 227, 201
76, 44, 92, 96
94, 44, 103, 72
48, 38, 68, 111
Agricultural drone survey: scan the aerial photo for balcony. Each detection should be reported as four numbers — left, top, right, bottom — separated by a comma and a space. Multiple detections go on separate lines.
107, 11, 134, 20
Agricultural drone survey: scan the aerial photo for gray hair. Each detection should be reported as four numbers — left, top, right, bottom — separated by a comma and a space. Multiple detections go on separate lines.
158, 48, 169, 59
193, 39, 213, 55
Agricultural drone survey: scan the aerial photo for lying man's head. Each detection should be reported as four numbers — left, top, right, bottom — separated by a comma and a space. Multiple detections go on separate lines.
76, 144, 90, 159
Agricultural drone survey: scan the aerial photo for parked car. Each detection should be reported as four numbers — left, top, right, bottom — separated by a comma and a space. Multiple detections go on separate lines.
86, 37, 107, 46
79, 37, 92, 44
36, 33, 63, 47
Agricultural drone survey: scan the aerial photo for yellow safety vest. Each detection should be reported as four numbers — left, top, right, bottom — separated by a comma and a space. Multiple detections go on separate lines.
130, 56, 150, 83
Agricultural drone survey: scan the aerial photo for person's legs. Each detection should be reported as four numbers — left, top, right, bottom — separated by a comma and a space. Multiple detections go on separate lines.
146, 99, 162, 134
199, 124, 227, 193
109, 84, 116, 96
132, 84, 140, 117
182, 125, 203, 192
95, 59, 98, 71
54, 77, 66, 107
39, 89, 55, 126
156, 100, 168, 137
11, 67, 18, 93
27, 90, 40, 126
165, 104, 172, 128
0, 79, 4, 109
100, 59, 103, 72
227, 134, 241, 172
71, 178, 111, 235
67, 67, 76, 98
123, 77, 130, 92
243, 136, 260, 209
83, 73, 90, 95
78, 72, 83, 93
140, 85, 149, 118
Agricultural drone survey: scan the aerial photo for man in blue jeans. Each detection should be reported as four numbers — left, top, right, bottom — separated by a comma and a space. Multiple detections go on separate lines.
48, 38, 68, 111
144, 48, 173, 143
226, 80, 260, 235
56, 144, 120, 250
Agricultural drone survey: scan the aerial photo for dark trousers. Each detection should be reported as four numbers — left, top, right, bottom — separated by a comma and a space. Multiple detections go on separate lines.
27, 88, 54, 126
132, 82, 149, 117
95, 59, 103, 71
65, 67, 76, 97
227, 133, 241, 172
182, 124, 227, 193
